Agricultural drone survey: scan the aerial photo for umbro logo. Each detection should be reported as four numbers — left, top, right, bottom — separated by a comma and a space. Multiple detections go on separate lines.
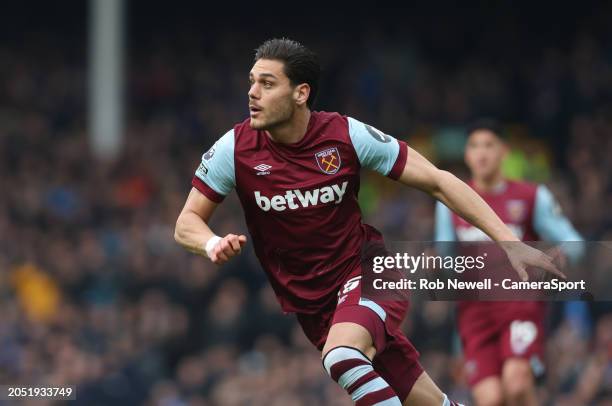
254, 163, 272, 175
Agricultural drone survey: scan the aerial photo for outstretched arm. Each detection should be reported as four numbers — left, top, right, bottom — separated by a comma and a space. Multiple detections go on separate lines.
343, 117, 561, 280
533, 185, 585, 263
397, 145, 563, 280
174, 187, 246, 264
398, 146, 517, 242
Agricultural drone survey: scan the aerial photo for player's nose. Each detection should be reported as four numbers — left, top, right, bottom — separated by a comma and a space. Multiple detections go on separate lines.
248, 83, 260, 99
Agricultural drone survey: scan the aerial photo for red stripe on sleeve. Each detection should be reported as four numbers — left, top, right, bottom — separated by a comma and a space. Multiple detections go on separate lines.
191, 176, 225, 203
387, 140, 408, 180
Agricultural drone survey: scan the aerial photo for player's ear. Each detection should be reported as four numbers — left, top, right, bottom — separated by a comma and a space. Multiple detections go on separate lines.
294, 83, 310, 107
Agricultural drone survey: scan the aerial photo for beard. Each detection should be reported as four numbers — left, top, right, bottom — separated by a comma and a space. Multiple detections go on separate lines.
250, 99, 295, 131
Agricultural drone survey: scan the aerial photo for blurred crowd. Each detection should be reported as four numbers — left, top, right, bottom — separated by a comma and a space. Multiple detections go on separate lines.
1, 8, 612, 405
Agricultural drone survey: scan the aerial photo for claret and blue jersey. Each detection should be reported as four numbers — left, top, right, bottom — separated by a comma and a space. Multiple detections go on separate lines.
435, 179, 584, 247
192, 111, 407, 314
434, 177, 586, 387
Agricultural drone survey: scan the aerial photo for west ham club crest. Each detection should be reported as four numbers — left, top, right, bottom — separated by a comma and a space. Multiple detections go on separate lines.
315, 147, 341, 175
506, 199, 527, 222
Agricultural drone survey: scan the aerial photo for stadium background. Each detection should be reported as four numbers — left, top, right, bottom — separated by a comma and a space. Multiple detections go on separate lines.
1, 1, 611, 404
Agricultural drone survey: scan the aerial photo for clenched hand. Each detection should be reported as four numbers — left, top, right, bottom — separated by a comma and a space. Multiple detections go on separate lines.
208, 234, 247, 264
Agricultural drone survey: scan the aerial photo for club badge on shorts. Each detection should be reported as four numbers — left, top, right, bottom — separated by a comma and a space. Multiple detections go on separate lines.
510, 320, 537, 355
315, 147, 341, 174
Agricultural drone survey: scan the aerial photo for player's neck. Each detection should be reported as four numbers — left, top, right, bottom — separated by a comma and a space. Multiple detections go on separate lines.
266, 109, 311, 144
473, 173, 506, 194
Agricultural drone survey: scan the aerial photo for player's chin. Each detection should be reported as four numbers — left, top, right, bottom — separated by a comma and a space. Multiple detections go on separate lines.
249, 117, 265, 129
476, 168, 493, 178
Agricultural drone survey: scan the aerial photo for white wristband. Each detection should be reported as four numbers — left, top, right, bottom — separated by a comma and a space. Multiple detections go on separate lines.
205, 236, 222, 258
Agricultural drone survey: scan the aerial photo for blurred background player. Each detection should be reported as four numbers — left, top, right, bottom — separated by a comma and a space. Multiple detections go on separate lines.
434, 120, 584, 406
3, 2, 612, 404
174, 39, 561, 405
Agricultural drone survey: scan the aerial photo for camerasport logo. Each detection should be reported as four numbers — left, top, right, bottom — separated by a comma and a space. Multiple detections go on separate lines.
315, 147, 341, 174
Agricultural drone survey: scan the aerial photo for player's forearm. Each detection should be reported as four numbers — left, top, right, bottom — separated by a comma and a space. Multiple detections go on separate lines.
433, 171, 519, 242
174, 211, 217, 256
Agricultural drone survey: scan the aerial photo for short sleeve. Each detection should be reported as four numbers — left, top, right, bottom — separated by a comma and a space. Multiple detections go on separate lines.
191, 129, 235, 203
533, 184, 585, 263
434, 201, 457, 241
533, 185, 583, 242
347, 117, 407, 179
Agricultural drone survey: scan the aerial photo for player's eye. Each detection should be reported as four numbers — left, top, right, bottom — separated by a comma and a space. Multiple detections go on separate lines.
263, 81, 273, 88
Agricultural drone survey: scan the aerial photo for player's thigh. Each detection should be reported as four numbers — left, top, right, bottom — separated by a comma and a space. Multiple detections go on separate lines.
461, 333, 503, 388
501, 358, 535, 395
472, 376, 504, 406
458, 309, 503, 388
322, 321, 376, 360
499, 313, 546, 385
325, 273, 393, 359
401, 371, 445, 406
